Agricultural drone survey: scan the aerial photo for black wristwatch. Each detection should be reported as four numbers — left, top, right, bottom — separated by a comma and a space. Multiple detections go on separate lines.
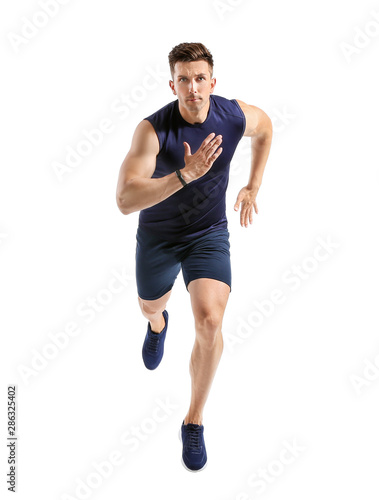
175, 169, 187, 187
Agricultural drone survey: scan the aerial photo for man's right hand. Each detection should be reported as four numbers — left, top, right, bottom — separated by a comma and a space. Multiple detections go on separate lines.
181, 133, 223, 183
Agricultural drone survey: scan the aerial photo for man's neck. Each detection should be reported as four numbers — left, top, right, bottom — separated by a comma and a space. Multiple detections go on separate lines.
178, 98, 211, 125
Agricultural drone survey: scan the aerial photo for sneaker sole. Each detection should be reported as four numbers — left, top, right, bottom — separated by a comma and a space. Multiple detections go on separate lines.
178, 428, 208, 473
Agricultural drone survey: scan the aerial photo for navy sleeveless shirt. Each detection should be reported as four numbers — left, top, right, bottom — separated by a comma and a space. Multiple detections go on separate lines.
138, 94, 246, 242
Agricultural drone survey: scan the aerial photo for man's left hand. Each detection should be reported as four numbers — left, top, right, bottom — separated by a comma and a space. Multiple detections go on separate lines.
234, 186, 259, 228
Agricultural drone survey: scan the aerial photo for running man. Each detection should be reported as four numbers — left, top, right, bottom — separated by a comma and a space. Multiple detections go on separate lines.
116, 42, 272, 472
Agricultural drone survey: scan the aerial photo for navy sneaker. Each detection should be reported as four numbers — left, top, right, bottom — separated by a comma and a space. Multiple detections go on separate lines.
180, 420, 207, 472
142, 310, 169, 370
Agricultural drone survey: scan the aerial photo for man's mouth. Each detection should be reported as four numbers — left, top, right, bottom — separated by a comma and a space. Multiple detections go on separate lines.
188, 98, 201, 101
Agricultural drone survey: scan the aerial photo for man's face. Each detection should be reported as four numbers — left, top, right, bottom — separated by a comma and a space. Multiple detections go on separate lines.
169, 60, 216, 113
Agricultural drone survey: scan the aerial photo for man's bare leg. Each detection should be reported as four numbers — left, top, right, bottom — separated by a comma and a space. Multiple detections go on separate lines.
184, 278, 230, 425
138, 289, 172, 333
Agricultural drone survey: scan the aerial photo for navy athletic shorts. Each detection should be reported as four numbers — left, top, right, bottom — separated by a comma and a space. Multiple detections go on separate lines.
135, 225, 232, 301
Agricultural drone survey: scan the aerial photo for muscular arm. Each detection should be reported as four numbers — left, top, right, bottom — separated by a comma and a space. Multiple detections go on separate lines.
116, 120, 185, 215
233, 100, 273, 227
116, 120, 223, 215
236, 100, 273, 190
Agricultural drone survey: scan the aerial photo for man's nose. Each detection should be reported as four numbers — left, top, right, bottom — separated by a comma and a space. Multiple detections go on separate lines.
189, 80, 198, 93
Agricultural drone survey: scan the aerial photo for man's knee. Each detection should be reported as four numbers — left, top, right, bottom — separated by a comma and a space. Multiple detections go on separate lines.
138, 292, 170, 317
195, 312, 223, 348
138, 297, 159, 316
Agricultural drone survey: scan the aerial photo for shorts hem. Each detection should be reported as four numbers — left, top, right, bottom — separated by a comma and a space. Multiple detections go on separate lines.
185, 276, 231, 293
137, 285, 174, 301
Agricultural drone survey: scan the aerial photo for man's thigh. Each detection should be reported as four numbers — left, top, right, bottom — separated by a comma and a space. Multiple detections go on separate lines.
187, 278, 230, 327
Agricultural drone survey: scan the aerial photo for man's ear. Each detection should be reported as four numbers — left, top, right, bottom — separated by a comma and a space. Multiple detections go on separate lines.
169, 80, 176, 95
210, 77, 216, 93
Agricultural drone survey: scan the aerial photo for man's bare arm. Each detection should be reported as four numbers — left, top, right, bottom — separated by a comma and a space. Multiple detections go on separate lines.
233, 100, 273, 227
116, 120, 223, 215
236, 100, 272, 190
116, 120, 183, 215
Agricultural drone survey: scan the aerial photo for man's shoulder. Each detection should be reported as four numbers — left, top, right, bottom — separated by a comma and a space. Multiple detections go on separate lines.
211, 94, 233, 105
145, 99, 177, 122
143, 100, 177, 151
211, 94, 244, 119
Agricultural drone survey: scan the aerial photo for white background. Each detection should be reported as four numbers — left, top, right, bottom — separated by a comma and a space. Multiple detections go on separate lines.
1, 0, 379, 498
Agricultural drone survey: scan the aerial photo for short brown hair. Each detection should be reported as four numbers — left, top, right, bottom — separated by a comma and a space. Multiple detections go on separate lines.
168, 42, 214, 78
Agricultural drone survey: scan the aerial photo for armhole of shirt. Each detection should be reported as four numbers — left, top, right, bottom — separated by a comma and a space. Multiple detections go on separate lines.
231, 99, 246, 141
144, 117, 164, 156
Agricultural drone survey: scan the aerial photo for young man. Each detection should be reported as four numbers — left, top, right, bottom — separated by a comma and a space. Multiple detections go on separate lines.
116, 42, 272, 472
